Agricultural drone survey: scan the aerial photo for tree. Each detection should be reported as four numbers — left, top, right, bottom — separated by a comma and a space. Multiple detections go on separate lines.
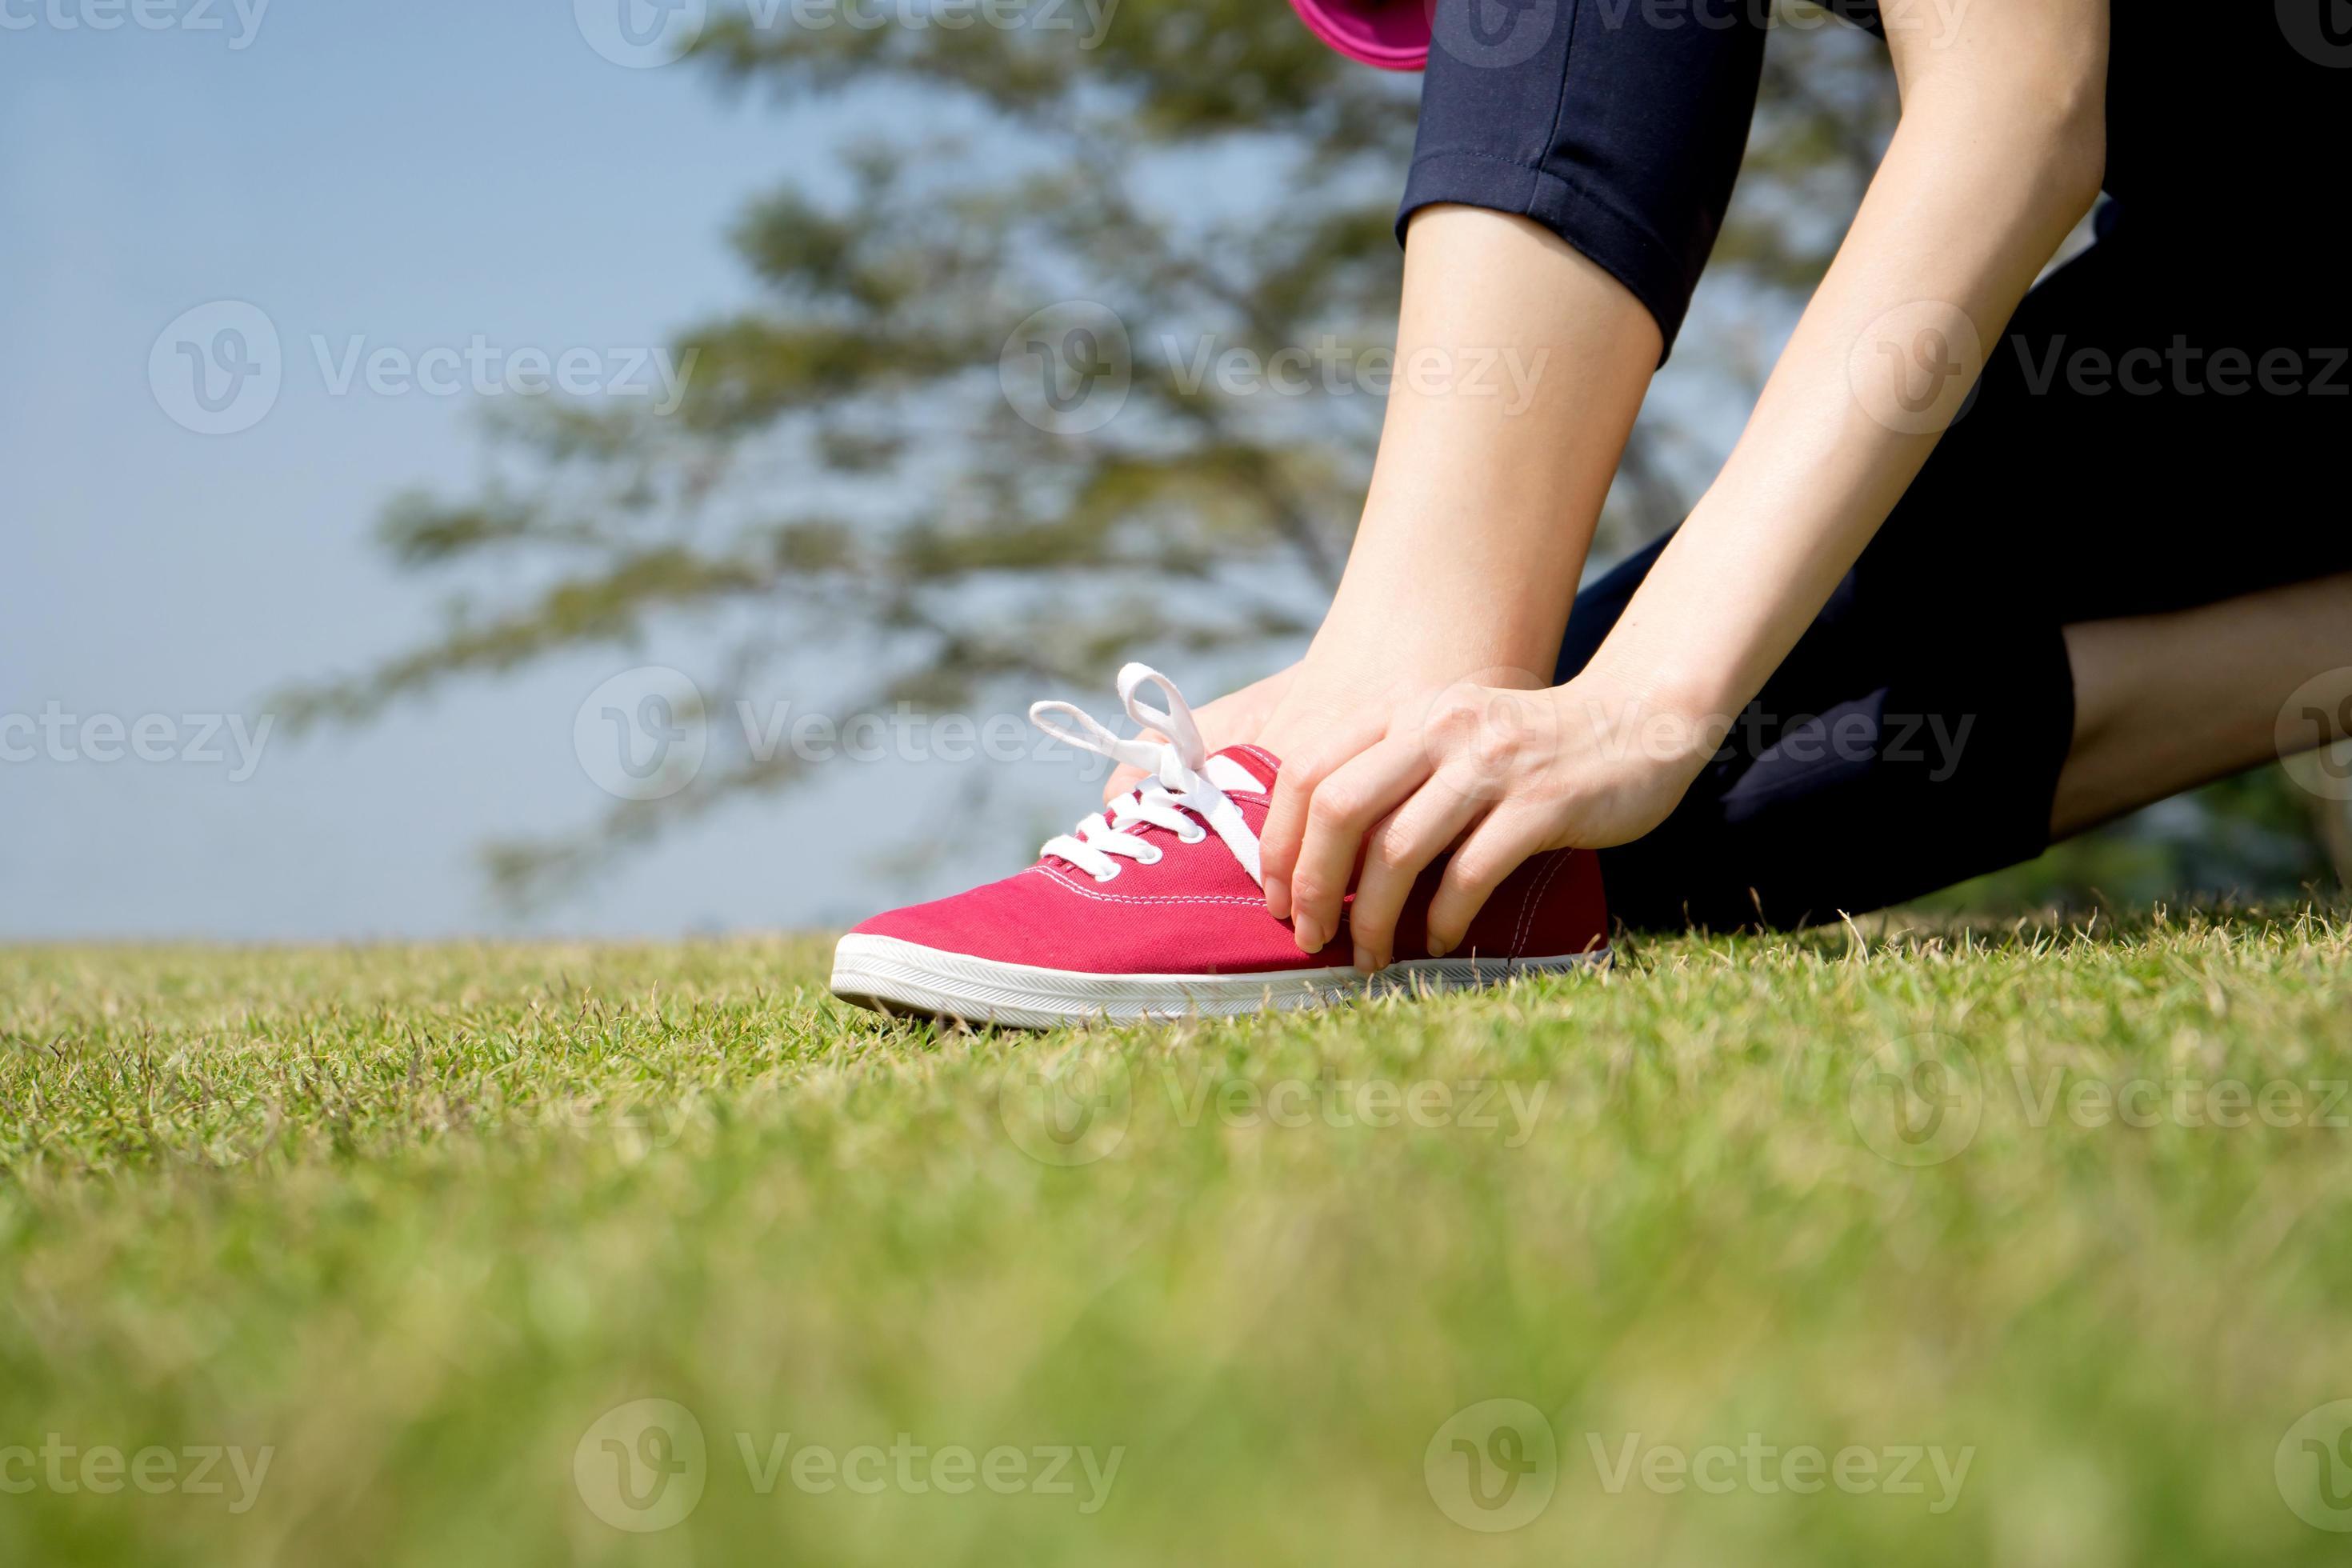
331, 3, 2334, 910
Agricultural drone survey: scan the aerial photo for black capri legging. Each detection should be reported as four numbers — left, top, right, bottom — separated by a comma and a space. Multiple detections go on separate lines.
1397, 0, 2349, 929
1565, 214, 2350, 930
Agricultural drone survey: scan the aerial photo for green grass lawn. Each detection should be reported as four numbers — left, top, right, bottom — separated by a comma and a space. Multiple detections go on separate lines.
6, 911, 2352, 1566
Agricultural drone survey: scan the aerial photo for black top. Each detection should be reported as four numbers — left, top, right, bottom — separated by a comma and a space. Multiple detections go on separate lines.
1399, 0, 2341, 357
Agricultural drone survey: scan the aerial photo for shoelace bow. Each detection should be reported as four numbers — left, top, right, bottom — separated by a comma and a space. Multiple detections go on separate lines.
1028, 664, 1264, 888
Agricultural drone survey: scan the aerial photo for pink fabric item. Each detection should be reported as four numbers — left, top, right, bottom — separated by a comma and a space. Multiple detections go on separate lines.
846, 743, 1606, 974
1285, 0, 1430, 70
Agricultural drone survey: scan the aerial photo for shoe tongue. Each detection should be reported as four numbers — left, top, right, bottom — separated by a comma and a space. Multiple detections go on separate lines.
1204, 745, 1277, 794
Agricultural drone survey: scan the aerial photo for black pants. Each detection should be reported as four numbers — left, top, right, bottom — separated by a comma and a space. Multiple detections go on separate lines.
1563, 210, 2351, 931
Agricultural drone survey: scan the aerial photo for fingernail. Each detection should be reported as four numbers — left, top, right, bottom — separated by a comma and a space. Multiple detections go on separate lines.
1353, 945, 1375, 974
1265, 877, 1290, 918
1294, 916, 1324, 954
1427, 937, 1450, 958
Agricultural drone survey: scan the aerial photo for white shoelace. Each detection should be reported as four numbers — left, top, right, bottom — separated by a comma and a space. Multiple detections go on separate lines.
1029, 664, 1266, 887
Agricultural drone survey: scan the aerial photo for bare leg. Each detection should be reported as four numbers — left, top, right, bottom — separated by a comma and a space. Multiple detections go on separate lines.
2054, 572, 2352, 838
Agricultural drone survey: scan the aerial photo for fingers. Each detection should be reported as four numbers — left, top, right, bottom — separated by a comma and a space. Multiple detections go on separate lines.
1280, 734, 1432, 957
1258, 709, 1390, 921
1426, 806, 1554, 957
1346, 780, 1486, 971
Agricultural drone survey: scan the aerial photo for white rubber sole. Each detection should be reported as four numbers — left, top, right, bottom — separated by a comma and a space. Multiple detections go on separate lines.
830, 933, 1610, 1028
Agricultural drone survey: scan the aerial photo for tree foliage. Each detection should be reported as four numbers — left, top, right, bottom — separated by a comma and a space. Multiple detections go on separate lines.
275, 2, 1920, 903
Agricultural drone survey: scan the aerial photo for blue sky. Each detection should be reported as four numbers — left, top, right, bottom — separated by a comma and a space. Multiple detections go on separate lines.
0, 1, 1810, 942
0, 1, 971, 938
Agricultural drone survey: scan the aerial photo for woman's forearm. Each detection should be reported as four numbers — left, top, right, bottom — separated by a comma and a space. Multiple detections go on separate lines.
1585, 6, 2108, 736
1306, 205, 1660, 686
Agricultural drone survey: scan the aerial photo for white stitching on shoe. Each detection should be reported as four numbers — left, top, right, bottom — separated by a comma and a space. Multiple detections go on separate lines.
1511, 849, 1570, 959
1031, 865, 1266, 906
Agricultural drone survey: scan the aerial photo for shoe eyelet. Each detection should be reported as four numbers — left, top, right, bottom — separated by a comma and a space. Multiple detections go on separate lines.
1093, 867, 1120, 883
1178, 826, 1206, 845
1138, 846, 1164, 866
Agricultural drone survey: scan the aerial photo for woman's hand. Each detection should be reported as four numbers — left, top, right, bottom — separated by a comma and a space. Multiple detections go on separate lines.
1258, 666, 1717, 969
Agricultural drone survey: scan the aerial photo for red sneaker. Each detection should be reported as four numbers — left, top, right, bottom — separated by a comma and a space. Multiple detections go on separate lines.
830, 666, 1609, 1026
